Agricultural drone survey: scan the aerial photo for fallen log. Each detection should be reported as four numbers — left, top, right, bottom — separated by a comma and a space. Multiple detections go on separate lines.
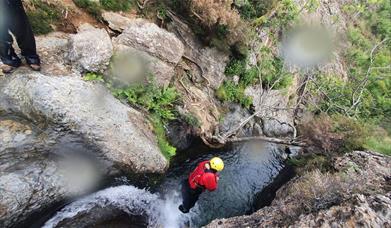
226, 135, 306, 147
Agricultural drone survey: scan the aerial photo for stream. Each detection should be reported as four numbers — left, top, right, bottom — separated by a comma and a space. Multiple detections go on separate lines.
38, 140, 294, 228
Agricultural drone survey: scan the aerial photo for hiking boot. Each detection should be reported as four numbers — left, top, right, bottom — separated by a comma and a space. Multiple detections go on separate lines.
25, 56, 41, 72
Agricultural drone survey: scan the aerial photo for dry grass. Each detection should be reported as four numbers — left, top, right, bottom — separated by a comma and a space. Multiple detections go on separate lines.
190, 0, 240, 28
286, 170, 367, 214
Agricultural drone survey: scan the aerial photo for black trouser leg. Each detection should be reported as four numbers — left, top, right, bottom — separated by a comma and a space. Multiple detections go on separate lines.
0, 0, 39, 65
9, 0, 39, 60
0, 0, 21, 66
181, 179, 203, 211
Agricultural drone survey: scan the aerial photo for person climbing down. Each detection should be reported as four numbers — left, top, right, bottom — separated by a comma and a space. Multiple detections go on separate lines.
0, 0, 41, 74
178, 157, 224, 213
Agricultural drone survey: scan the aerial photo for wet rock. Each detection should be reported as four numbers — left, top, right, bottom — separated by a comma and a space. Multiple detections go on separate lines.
67, 24, 113, 73
0, 118, 61, 228
0, 160, 67, 228
0, 117, 109, 228
0, 72, 168, 174
102, 12, 133, 32
206, 151, 391, 227
166, 120, 195, 151
113, 19, 184, 86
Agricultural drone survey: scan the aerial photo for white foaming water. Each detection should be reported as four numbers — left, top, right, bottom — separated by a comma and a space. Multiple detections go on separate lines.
42, 185, 185, 228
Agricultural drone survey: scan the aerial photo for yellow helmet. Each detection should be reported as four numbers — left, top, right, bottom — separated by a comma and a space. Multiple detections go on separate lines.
210, 157, 224, 171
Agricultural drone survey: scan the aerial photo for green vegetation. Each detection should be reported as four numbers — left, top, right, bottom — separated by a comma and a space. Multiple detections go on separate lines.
100, 0, 133, 12
253, 0, 299, 29
26, 0, 62, 35
150, 116, 177, 158
258, 47, 293, 89
216, 80, 253, 108
288, 154, 331, 174
82, 72, 180, 159
73, 0, 134, 20
299, 115, 370, 155
305, 0, 390, 155
112, 83, 179, 122
83, 72, 104, 82
217, 46, 293, 108
73, 0, 102, 20
111, 80, 179, 158
182, 113, 200, 128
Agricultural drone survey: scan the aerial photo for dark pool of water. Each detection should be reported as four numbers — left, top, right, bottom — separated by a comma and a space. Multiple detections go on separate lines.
21, 136, 292, 228
159, 141, 287, 227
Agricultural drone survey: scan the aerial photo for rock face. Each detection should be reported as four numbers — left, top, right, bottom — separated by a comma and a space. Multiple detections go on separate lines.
292, 193, 391, 228
0, 72, 168, 174
113, 19, 184, 86
67, 24, 113, 73
167, 14, 229, 90
206, 151, 391, 227
0, 118, 62, 228
0, 117, 105, 228
245, 86, 295, 137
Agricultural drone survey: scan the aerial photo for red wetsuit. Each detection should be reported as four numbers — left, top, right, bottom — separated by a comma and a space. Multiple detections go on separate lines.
188, 160, 218, 191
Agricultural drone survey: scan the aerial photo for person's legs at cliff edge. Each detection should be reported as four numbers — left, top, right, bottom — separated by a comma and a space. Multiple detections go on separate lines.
0, 0, 41, 74
0, 0, 22, 73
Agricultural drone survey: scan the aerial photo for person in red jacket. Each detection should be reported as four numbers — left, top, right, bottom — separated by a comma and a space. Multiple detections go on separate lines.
178, 157, 224, 213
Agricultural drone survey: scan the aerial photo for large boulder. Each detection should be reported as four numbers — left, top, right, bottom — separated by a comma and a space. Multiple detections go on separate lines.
35, 32, 76, 76
206, 151, 391, 227
67, 24, 113, 73
0, 72, 168, 174
113, 19, 184, 86
102, 12, 133, 33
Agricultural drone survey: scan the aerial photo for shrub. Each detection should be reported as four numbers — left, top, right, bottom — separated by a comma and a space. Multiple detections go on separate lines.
182, 113, 200, 128
299, 115, 369, 154
216, 81, 253, 108
287, 170, 364, 214
83, 72, 104, 82
364, 127, 391, 156
225, 57, 247, 76
259, 47, 293, 89
287, 154, 331, 174
168, 0, 249, 52
112, 83, 179, 122
241, 66, 259, 86
73, 0, 102, 20
100, 0, 133, 12
256, 0, 298, 29
26, 0, 62, 35
151, 116, 176, 158
237, 0, 276, 20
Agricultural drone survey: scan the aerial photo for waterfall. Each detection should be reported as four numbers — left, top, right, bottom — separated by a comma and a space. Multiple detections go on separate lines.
42, 185, 186, 228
